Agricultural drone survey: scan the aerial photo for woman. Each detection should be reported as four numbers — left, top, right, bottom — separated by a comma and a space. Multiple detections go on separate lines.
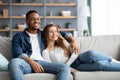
42, 24, 120, 73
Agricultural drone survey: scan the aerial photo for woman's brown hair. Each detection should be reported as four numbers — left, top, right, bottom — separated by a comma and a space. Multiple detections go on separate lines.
43, 24, 71, 58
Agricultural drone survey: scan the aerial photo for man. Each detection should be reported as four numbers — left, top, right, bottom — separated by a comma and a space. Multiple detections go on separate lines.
8, 10, 79, 80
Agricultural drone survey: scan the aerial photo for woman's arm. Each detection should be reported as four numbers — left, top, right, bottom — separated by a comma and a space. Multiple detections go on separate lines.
68, 36, 80, 54
71, 68, 79, 73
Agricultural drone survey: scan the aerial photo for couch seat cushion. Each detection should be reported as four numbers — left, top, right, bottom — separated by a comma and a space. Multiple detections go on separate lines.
74, 72, 120, 80
24, 73, 73, 80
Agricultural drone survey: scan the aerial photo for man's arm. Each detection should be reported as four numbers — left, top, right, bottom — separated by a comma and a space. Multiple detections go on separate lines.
60, 32, 80, 54
12, 33, 23, 58
12, 33, 44, 73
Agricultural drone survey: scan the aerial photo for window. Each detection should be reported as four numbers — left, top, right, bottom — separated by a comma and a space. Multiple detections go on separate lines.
92, 0, 120, 35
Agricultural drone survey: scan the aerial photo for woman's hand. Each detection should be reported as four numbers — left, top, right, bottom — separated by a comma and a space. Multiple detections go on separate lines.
70, 41, 80, 54
59, 33, 80, 54
71, 68, 79, 73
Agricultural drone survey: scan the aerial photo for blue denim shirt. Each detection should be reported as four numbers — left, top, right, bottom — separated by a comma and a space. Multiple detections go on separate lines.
12, 28, 69, 58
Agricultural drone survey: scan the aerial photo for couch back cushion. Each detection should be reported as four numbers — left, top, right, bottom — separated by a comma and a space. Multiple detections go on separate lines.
75, 35, 120, 60
0, 36, 12, 61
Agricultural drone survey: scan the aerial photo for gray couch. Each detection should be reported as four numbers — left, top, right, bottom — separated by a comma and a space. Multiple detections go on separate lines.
0, 35, 120, 80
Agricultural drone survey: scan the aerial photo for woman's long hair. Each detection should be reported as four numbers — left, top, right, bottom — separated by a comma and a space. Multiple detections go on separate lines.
43, 24, 71, 58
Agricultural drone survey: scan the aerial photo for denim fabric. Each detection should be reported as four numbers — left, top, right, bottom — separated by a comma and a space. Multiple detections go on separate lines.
9, 58, 71, 80
71, 50, 120, 71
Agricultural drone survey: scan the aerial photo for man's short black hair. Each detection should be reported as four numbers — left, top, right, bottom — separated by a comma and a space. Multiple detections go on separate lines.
26, 10, 38, 20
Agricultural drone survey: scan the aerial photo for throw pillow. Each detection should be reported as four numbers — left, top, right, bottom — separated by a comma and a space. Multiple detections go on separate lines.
0, 53, 9, 71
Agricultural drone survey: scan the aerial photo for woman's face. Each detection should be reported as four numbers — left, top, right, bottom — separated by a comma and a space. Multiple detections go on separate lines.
47, 26, 59, 41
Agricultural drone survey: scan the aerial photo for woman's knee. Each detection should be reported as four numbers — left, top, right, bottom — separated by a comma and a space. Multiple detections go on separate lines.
86, 50, 96, 55
81, 50, 96, 58
85, 50, 102, 58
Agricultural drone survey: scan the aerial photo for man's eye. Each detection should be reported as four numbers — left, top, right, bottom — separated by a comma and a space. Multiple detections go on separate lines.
37, 18, 40, 20
31, 19, 34, 21
49, 31, 52, 33
30, 18, 40, 21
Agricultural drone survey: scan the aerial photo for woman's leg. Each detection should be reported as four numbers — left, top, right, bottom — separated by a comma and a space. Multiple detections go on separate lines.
36, 60, 71, 80
78, 50, 112, 63
74, 60, 120, 71
8, 58, 32, 80
71, 50, 112, 69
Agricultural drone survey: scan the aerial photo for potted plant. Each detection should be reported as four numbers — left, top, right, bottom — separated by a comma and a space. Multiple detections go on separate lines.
56, 0, 62, 3
3, 24, 10, 30
83, 29, 89, 36
32, 0, 36, 3
66, 22, 72, 28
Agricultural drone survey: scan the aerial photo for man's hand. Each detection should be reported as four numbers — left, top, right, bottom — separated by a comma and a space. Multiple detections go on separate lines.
23, 57, 44, 73
30, 60, 44, 73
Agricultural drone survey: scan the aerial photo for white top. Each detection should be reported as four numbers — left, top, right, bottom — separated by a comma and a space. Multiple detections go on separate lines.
42, 47, 78, 66
27, 31, 45, 61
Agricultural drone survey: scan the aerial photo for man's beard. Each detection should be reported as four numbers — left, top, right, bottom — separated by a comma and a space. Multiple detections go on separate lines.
28, 24, 40, 30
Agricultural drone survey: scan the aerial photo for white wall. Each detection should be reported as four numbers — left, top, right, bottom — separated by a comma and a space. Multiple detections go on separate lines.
92, 0, 120, 36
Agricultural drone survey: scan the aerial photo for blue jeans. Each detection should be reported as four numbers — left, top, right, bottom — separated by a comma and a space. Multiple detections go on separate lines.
71, 50, 120, 71
8, 58, 71, 80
